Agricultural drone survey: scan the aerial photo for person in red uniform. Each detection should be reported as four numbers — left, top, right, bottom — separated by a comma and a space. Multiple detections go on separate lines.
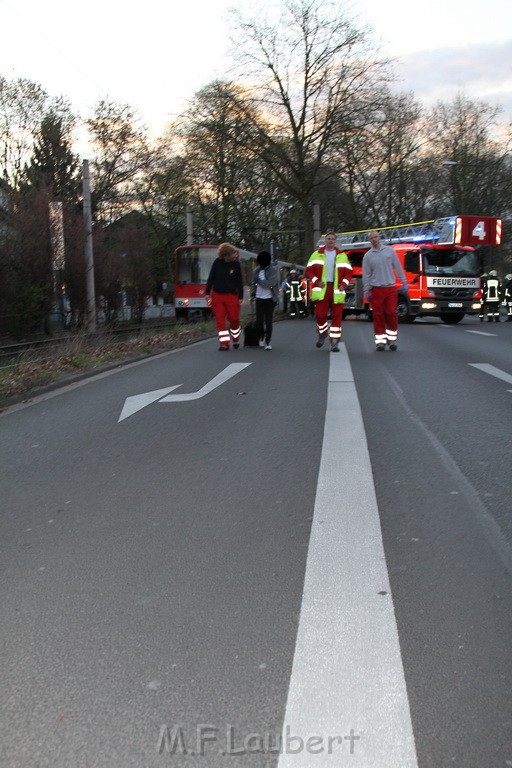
362, 230, 408, 351
306, 232, 352, 351
205, 242, 244, 350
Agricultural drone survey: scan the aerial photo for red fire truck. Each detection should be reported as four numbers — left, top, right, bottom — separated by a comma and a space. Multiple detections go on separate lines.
330, 215, 502, 324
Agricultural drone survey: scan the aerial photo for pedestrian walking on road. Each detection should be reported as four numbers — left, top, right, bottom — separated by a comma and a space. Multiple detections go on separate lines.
205, 242, 244, 350
251, 250, 279, 350
306, 232, 352, 351
362, 230, 408, 351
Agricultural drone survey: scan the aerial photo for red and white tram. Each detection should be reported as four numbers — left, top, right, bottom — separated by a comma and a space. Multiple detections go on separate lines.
173, 243, 302, 319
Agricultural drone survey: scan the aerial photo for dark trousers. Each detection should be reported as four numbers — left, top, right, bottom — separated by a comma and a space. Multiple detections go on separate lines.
255, 298, 275, 343
289, 300, 305, 317
486, 301, 500, 320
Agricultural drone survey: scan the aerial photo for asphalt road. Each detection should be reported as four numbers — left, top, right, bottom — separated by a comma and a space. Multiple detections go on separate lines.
1, 314, 511, 768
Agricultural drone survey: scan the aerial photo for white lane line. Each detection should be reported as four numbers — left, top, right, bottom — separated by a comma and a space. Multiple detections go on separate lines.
469, 363, 512, 389
278, 347, 418, 767
467, 330, 497, 336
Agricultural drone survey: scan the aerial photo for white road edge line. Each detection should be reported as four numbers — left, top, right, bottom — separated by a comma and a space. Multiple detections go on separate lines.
278, 345, 418, 767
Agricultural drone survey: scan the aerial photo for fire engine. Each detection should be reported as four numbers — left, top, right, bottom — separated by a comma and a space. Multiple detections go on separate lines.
326, 215, 502, 324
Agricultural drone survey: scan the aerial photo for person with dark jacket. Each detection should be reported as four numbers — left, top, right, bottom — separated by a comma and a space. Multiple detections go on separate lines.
483, 270, 501, 322
251, 250, 279, 350
205, 243, 244, 350
502, 274, 512, 321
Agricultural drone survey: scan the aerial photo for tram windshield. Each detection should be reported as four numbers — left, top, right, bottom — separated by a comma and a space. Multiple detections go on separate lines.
421, 247, 480, 277
176, 247, 218, 284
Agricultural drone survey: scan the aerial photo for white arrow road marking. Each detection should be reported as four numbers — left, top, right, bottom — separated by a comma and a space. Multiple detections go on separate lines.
469, 363, 512, 391
158, 362, 251, 402
118, 363, 252, 421
118, 386, 182, 422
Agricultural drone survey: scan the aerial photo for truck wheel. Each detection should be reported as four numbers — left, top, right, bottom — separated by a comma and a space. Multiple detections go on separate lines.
397, 296, 414, 323
440, 312, 464, 324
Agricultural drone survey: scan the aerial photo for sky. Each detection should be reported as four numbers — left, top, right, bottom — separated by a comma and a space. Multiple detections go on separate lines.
1, 0, 511, 141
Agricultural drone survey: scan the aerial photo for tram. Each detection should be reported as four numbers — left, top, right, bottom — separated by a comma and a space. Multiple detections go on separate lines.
173, 243, 302, 319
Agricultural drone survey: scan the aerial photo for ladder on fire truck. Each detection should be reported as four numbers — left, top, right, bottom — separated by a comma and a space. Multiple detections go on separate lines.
326, 216, 494, 249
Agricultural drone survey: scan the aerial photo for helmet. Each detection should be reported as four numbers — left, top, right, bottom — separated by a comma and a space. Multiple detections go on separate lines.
506, 274, 512, 281
489, 270, 498, 277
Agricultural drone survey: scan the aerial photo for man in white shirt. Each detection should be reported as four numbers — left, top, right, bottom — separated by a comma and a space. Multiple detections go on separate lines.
362, 230, 408, 351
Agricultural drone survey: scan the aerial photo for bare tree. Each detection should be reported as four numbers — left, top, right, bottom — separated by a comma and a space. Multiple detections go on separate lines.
135, 148, 191, 294
340, 89, 426, 227
173, 81, 268, 243
425, 94, 512, 217
230, 0, 390, 258
0, 186, 54, 336
0, 77, 52, 188
86, 99, 151, 223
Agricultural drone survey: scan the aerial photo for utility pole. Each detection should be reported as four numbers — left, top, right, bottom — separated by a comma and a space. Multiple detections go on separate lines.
48, 201, 65, 321
82, 159, 96, 333
186, 205, 194, 245
313, 203, 321, 247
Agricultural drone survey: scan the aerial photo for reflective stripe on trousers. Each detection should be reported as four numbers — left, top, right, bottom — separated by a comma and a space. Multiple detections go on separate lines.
211, 291, 241, 347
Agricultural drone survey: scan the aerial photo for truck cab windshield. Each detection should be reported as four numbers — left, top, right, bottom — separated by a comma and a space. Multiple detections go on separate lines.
421, 247, 480, 276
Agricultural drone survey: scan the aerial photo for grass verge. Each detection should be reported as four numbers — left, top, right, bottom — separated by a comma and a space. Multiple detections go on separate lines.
0, 322, 214, 408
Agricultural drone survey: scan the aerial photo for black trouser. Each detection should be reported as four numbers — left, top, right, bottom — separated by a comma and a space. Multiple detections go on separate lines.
256, 298, 275, 343
486, 301, 500, 320
289, 299, 304, 317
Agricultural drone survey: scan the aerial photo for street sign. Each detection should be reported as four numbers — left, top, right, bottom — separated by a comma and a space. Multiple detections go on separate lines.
454, 216, 502, 246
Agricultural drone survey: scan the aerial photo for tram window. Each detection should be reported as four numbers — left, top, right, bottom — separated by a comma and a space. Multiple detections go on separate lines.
198, 259, 211, 283
177, 251, 196, 284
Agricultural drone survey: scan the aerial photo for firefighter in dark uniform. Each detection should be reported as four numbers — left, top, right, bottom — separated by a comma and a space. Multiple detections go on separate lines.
483, 270, 501, 322
286, 269, 305, 317
502, 273, 512, 321
300, 274, 311, 317
479, 273, 487, 322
